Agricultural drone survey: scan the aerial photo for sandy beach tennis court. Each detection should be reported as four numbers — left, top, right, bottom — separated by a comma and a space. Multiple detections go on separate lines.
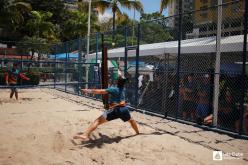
0, 88, 247, 165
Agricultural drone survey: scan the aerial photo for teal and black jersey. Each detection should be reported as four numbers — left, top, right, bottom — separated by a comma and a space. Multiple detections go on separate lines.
105, 87, 125, 104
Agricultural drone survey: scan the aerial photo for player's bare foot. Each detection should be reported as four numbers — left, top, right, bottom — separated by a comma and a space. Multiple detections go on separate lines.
73, 134, 89, 141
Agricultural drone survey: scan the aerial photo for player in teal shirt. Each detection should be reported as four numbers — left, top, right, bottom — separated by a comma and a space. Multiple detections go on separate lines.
73, 77, 139, 141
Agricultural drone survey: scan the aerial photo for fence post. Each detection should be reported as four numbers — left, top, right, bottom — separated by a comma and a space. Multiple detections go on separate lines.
213, 0, 223, 127
163, 53, 169, 117
175, 0, 183, 119
124, 26, 128, 77
101, 33, 109, 109
239, 0, 248, 135
78, 38, 82, 95
54, 44, 57, 89
96, 32, 99, 62
21, 53, 23, 70
65, 42, 68, 92
94, 33, 99, 85
135, 24, 140, 108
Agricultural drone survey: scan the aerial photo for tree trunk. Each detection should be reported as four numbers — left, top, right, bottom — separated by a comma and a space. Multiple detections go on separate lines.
112, 10, 116, 46
113, 11, 116, 31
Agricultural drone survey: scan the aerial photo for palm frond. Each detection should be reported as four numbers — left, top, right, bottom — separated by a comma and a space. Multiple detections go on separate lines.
117, 12, 129, 25
119, 0, 144, 13
11, 2, 32, 12
93, 0, 111, 14
160, 0, 170, 14
115, 7, 123, 19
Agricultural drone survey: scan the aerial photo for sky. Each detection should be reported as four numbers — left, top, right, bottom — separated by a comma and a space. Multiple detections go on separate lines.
99, 0, 168, 22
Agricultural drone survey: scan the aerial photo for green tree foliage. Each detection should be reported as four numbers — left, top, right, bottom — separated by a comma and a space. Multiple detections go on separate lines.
0, 0, 174, 48
0, 0, 32, 44
139, 12, 173, 44
18, 36, 49, 59
99, 12, 134, 32
160, 0, 171, 14
61, 10, 88, 40
140, 12, 163, 21
140, 22, 173, 44
140, 12, 173, 43
25, 11, 58, 42
23, 0, 66, 24
0, 0, 32, 29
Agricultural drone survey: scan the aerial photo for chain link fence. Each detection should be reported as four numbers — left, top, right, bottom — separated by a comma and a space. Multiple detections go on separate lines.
103, 0, 248, 137
0, 38, 100, 96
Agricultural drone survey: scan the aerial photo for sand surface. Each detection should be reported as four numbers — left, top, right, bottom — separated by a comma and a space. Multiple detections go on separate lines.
0, 88, 247, 165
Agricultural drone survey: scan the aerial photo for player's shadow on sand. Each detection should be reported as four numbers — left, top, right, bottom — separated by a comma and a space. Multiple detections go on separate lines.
73, 109, 90, 112
71, 132, 164, 149
21, 97, 42, 101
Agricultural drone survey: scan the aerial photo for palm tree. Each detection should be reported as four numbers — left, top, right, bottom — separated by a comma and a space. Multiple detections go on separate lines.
94, 0, 143, 31
160, 0, 172, 14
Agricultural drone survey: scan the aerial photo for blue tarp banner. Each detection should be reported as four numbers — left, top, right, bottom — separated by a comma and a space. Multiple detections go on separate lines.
49, 53, 78, 59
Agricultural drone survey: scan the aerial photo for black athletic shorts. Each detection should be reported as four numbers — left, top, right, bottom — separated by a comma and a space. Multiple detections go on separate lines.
103, 106, 131, 122
10, 84, 17, 92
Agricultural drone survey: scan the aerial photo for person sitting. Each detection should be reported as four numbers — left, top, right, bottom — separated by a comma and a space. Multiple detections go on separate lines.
203, 90, 240, 132
218, 90, 240, 131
